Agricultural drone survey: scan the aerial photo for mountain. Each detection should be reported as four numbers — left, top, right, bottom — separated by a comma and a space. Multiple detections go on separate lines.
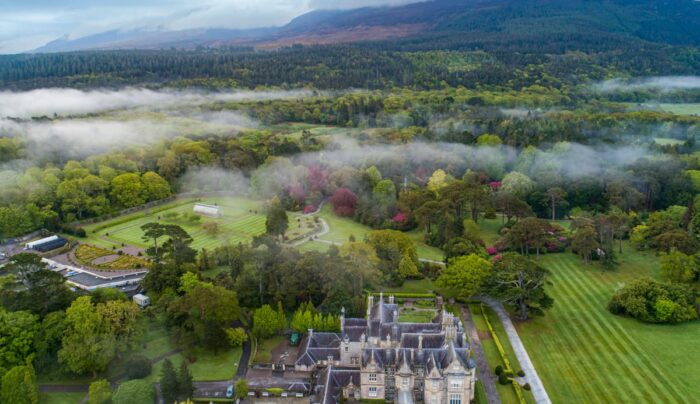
32, 0, 700, 53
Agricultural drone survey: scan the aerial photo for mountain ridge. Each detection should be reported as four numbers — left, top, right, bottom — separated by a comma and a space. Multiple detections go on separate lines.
31, 0, 700, 53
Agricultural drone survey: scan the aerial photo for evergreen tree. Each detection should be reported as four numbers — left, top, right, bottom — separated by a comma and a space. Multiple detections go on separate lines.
160, 359, 178, 404
178, 361, 194, 400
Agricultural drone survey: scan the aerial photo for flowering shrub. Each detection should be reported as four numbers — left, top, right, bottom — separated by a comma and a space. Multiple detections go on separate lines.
489, 181, 502, 190
486, 246, 498, 255
393, 212, 408, 223
492, 254, 503, 263
303, 205, 316, 214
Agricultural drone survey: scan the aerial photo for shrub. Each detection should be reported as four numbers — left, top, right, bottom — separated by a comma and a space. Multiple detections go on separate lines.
523, 383, 531, 391
494, 365, 503, 375
608, 277, 698, 323
498, 373, 509, 385
517, 370, 525, 377
125, 355, 152, 380
420, 262, 443, 281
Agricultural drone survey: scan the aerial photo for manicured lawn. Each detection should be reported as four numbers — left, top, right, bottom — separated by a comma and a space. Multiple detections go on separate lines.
315, 204, 371, 244
658, 103, 700, 116
38, 392, 85, 404
312, 204, 445, 261
79, 197, 311, 251
382, 279, 436, 294
148, 347, 242, 382
398, 309, 436, 323
253, 335, 285, 363
517, 248, 700, 403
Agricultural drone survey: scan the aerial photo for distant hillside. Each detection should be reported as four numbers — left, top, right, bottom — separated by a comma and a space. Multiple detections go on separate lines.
32, 0, 700, 53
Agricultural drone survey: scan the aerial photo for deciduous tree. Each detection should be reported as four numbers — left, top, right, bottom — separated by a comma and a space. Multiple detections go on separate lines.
436, 254, 492, 299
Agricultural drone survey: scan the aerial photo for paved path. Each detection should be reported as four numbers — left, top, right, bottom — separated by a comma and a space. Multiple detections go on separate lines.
481, 297, 552, 404
460, 305, 501, 404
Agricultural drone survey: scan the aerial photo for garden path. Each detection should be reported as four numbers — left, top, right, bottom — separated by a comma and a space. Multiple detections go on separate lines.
481, 297, 551, 404
459, 305, 501, 404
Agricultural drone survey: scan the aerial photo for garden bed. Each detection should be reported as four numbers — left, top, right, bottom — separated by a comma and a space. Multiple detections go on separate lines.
75, 244, 149, 270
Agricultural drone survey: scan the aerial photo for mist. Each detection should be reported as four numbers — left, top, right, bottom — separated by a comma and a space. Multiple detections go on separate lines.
0, 87, 313, 159
0, 87, 313, 119
595, 76, 700, 92
248, 137, 662, 198
178, 167, 250, 195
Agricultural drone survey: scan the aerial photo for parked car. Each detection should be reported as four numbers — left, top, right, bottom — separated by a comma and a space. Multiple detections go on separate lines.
226, 385, 234, 398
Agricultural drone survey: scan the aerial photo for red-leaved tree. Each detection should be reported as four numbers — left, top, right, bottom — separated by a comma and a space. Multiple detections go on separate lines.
330, 187, 358, 217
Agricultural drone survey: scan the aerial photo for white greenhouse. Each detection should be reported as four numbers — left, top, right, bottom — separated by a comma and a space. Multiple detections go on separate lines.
193, 203, 223, 218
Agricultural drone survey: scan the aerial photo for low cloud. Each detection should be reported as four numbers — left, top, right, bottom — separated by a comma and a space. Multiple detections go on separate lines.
595, 76, 700, 93
178, 167, 250, 195
0, 87, 312, 119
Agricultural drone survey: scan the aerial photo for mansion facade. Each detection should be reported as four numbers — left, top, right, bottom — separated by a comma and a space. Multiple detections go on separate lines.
295, 294, 476, 404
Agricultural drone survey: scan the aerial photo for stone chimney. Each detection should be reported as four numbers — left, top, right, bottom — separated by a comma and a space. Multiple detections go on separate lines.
308, 328, 314, 337
367, 294, 374, 316
389, 295, 395, 304
341, 307, 345, 332
418, 335, 424, 351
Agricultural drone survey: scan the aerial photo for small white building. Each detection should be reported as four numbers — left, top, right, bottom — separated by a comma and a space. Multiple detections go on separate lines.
133, 293, 150, 308
193, 203, 222, 218
25, 235, 59, 249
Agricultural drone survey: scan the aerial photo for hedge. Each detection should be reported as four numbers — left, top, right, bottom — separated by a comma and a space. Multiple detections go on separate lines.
479, 303, 526, 404
367, 292, 435, 299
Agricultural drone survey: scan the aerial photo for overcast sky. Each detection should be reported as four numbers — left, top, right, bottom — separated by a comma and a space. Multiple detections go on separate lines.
0, 0, 421, 54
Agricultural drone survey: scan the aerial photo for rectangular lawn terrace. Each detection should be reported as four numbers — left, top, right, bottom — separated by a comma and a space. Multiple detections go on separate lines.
81, 197, 309, 250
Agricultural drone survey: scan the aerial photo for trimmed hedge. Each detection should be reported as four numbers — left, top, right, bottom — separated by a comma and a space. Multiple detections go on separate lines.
479, 304, 527, 404
368, 292, 435, 299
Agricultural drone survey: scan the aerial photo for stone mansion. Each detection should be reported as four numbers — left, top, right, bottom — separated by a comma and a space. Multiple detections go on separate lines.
295, 293, 476, 404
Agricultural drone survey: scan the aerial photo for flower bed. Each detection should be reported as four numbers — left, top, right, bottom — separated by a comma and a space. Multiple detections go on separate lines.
75, 244, 149, 270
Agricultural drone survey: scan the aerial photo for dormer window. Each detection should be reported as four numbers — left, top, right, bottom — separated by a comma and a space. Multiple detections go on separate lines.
369, 373, 377, 383
450, 379, 462, 389
432, 380, 439, 389
402, 377, 409, 388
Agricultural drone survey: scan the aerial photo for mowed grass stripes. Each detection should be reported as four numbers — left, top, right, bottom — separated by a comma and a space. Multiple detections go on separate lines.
80, 197, 272, 250
517, 251, 700, 403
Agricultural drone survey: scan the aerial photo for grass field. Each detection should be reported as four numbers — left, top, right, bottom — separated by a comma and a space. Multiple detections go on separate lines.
516, 249, 700, 404
654, 137, 686, 146
658, 103, 700, 116
302, 204, 444, 261
398, 308, 436, 323
80, 197, 313, 251
145, 347, 242, 383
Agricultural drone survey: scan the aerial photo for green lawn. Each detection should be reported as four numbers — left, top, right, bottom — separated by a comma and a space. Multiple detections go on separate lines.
38, 392, 85, 404
517, 249, 700, 403
79, 197, 312, 251
310, 204, 444, 261
398, 309, 436, 323
653, 137, 686, 146
147, 347, 242, 383
253, 336, 285, 363
658, 103, 700, 116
